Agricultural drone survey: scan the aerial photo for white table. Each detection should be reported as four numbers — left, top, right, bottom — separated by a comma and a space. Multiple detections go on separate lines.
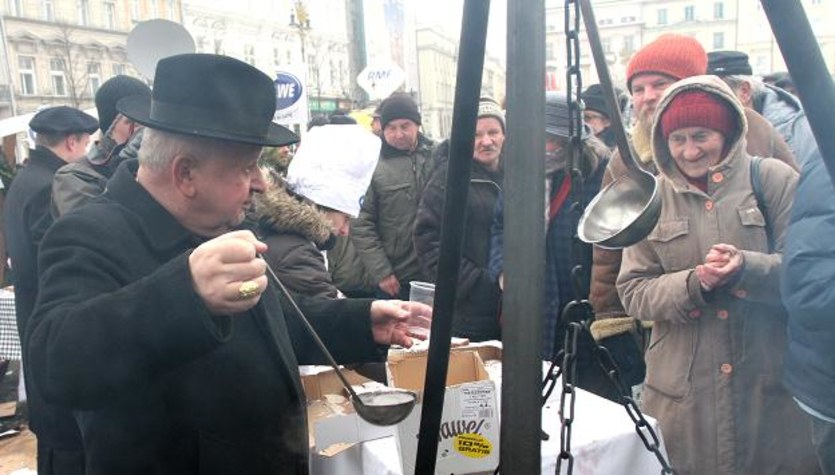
541, 382, 668, 474
338, 361, 668, 475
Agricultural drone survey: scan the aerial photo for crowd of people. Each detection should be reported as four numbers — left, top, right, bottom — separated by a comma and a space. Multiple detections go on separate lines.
0, 32, 832, 475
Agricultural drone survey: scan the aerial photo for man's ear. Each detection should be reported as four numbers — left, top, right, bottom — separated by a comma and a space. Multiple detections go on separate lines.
172, 154, 199, 198
64, 134, 81, 153
737, 81, 753, 107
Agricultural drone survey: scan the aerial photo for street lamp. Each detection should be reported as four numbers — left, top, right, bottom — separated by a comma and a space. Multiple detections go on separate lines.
289, 1, 317, 115
289, 1, 311, 63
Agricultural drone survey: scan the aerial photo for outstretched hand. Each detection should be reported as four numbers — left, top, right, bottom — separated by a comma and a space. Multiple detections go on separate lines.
369, 300, 432, 348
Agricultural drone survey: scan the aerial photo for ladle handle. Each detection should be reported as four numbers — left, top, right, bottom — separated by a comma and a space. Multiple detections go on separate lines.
260, 256, 363, 403
578, 0, 640, 174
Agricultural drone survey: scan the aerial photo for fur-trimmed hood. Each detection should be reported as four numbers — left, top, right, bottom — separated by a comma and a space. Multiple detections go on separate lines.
254, 179, 335, 250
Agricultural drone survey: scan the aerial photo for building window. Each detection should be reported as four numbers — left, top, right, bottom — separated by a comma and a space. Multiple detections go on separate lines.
88, 62, 102, 96
684, 5, 695, 21
623, 35, 635, 54
273, 47, 280, 66
104, 2, 116, 29
602, 37, 612, 53
812, 0, 822, 4
546, 42, 555, 60
112, 63, 126, 76
131, 0, 140, 20
151, 0, 158, 18
18, 56, 36, 95
78, 0, 89, 25
43, 0, 54, 21
244, 45, 255, 65
657, 8, 667, 25
714, 2, 724, 19
8, 0, 23, 16
196, 36, 206, 53
50, 58, 67, 96
167, 0, 176, 20
713, 32, 725, 49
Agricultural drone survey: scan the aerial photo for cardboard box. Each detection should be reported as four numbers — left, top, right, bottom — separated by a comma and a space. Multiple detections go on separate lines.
388, 349, 500, 475
301, 366, 402, 474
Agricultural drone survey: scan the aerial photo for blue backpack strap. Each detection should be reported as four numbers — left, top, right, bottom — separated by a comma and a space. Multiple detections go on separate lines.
749, 156, 774, 252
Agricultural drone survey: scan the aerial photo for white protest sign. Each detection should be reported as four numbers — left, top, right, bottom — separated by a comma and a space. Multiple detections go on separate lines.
357, 63, 406, 100
274, 64, 309, 126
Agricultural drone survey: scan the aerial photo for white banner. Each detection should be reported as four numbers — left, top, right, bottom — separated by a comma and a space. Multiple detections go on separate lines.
273, 64, 309, 127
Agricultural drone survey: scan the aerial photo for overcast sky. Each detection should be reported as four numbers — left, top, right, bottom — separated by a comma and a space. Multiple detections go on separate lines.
413, 0, 508, 62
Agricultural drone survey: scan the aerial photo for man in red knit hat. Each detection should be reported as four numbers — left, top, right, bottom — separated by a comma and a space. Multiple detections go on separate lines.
588, 34, 798, 389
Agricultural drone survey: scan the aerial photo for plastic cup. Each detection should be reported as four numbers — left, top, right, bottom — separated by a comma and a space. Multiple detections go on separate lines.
408, 281, 435, 338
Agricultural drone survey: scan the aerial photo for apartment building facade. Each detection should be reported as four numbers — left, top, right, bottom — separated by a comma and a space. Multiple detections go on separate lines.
0, 0, 182, 117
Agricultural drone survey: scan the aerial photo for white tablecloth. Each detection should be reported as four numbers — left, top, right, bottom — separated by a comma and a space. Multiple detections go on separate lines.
541, 382, 668, 474
0, 289, 20, 360
350, 362, 668, 475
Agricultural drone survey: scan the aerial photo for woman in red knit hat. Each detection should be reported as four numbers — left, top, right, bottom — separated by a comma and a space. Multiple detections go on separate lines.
617, 75, 819, 475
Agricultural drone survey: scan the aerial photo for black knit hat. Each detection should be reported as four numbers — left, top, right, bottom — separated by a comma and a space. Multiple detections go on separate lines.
118, 54, 298, 146
707, 51, 753, 77
380, 93, 421, 128
95, 75, 151, 133
581, 84, 624, 119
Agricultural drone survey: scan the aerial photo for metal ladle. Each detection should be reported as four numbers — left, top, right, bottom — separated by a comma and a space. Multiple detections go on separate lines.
575, 0, 661, 249
261, 257, 417, 426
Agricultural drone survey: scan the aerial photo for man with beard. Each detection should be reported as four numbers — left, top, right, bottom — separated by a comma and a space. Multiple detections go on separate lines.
414, 97, 505, 342
352, 93, 435, 300
588, 34, 798, 376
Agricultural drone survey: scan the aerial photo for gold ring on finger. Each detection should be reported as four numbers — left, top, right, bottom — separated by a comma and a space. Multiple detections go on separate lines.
238, 281, 259, 300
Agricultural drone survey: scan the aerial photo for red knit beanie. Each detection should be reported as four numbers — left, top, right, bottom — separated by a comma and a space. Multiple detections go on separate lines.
660, 90, 737, 139
626, 34, 707, 91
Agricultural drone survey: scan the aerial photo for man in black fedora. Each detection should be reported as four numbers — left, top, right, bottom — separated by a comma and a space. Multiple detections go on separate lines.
26, 54, 430, 475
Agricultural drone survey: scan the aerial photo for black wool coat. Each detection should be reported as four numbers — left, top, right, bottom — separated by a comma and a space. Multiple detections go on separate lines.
27, 161, 383, 475
3, 146, 83, 450
414, 152, 503, 342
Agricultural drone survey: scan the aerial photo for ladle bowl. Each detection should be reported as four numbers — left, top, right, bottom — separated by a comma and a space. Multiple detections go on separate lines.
578, 170, 662, 249
260, 256, 418, 426
354, 389, 418, 426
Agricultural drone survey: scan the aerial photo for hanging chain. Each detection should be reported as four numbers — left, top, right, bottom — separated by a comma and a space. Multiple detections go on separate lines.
555, 1, 584, 473
555, 320, 580, 474
552, 1, 678, 474
564, 0, 584, 167
592, 344, 677, 474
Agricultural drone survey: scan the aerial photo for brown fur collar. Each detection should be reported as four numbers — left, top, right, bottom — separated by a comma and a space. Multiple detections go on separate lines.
254, 180, 333, 248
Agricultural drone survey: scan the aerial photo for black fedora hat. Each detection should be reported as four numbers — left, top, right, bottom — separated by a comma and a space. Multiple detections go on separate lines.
118, 54, 298, 147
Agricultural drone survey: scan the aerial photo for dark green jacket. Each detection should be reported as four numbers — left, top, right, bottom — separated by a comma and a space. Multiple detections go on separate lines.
351, 134, 435, 286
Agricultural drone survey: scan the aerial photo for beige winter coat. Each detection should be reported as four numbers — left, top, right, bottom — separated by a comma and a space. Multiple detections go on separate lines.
617, 76, 818, 475
590, 99, 797, 320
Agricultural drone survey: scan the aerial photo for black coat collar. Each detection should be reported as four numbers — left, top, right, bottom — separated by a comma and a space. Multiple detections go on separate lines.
28, 146, 67, 172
